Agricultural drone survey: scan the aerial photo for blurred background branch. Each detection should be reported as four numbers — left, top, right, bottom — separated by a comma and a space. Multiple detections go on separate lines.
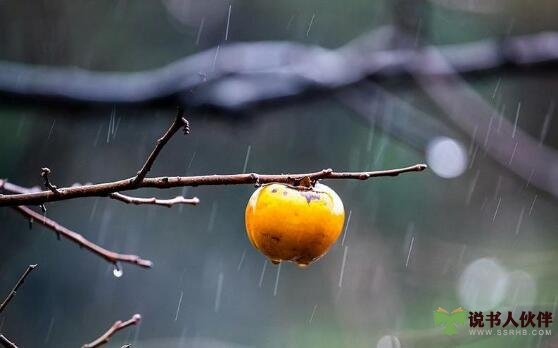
1, 29, 558, 111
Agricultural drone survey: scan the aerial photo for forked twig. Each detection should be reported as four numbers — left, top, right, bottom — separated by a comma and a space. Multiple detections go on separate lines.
82, 314, 141, 348
40, 168, 60, 194
132, 107, 189, 185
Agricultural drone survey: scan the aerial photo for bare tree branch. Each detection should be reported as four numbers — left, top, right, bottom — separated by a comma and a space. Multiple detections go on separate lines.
337, 81, 457, 151
132, 107, 189, 185
12, 206, 152, 268
82, 314, 141, 348
0, 264, 38, 348
1, 30, 558, 110
0, 335, 17, 348
0, 164, 427, 207
0, 264, 37, 314
109, 192, 200, 207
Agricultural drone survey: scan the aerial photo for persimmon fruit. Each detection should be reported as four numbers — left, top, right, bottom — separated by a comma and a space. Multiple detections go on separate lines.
245, 182, 345, 267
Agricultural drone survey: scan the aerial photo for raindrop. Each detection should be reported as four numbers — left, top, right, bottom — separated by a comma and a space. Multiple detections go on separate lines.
212, 45, 221, 71
512, 102, 521, 138
207, 202, 218, 233
47, 119, 56, 141
286, 14, 295, 31
491, 77, 502, 99
113, 264, 123, 278
465, 169, 480, 205
306, 13, 315, 37
44, 315, 55, 343
273, 263, 282, 296
528, 195, 538, 216
492, 197, 502, 223
338, 245, 348, 287
93, 123, 103, 147
107, 111, 114, 143
308, 304, 318, 324
508, 141, 518, 166
113, 116, 122, 138
341, 210, 352, 246
214, 272, 224, 312
89, 198, 99, 221
242, 145, 252, 173
258, 260, 267, 288
237, 249, 247, 271
196, 18, 205, 45
175, 291, 183, 321
185, 151, 197, 174
225, 4, 232, 41
515, 207, 525, 235
540, 101, 554, 145
426, 137, 467, 178
366, 127, 375, 153
405, 235, 415, 269
525, 168, 535, 189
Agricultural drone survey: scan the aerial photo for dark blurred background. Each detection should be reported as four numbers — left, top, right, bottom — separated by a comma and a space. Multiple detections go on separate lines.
1, 1, 558, 347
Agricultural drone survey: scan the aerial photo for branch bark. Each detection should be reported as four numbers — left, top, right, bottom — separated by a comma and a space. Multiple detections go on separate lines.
0, 264, 38, 348
0, 164, 427, 207
0, 335, 17, 348
82, 314, 141, 348
0, 264, 37, 313
109, 192, 200, 207
12, 206, 152, 268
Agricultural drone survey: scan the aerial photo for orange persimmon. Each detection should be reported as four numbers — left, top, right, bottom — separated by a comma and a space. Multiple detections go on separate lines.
245, 182, 345, 267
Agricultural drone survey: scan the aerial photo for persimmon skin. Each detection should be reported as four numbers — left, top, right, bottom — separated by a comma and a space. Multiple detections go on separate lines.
245, 182, 345, 267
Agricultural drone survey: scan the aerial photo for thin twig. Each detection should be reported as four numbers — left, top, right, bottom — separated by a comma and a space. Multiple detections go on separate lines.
109, 192, 199, 207
40, 168, 59, 194
0, 164, 427, 206
0, 335, 17, 348
132, 107, 189, 185
82, 314, 141, 348
0, 264, 37, 348
12, 206, 152, 268
0, 264, 37, 314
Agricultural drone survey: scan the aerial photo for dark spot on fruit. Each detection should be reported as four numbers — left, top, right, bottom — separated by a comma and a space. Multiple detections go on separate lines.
283, 191, 288, 196
271, 235, 281, 242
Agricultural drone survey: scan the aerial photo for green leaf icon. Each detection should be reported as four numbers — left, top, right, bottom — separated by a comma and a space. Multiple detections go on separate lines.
434, 307, 467, 335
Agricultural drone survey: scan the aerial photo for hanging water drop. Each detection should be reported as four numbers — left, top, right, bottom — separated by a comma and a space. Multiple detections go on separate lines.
113, 263, 123, 278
